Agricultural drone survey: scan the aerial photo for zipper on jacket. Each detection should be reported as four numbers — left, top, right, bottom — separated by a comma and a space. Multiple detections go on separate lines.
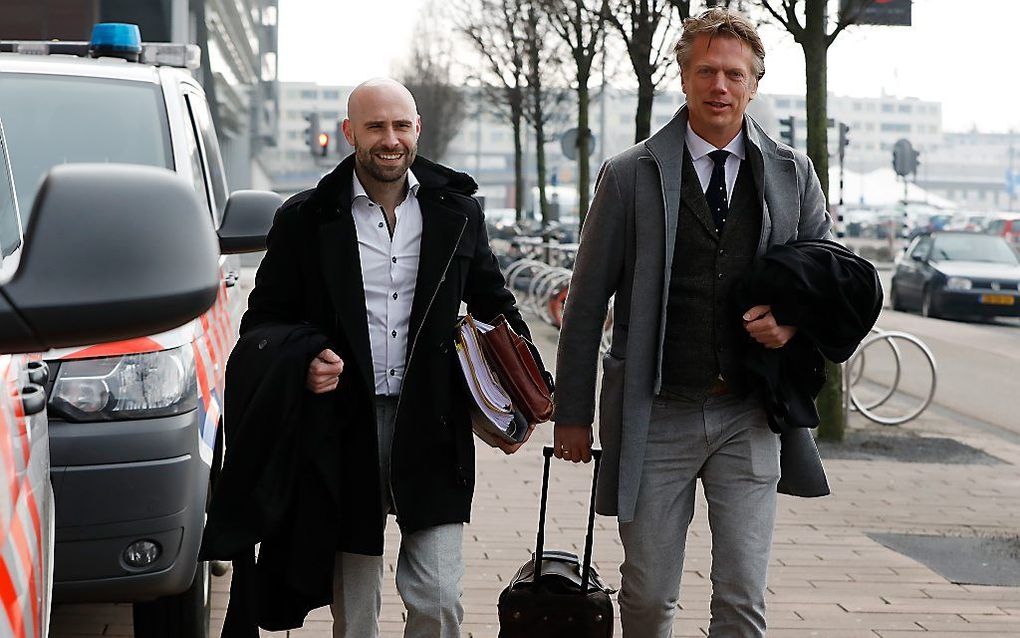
390, 216, 468, 520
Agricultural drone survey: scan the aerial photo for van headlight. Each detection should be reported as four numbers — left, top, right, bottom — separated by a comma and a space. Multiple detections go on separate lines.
49, 346, 197, 421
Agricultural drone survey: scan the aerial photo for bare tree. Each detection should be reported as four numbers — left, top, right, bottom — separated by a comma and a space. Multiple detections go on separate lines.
458, 0, 529, 220
602, 0, 681, 143
540, 0, 606, 227
398, 2, 466, 163
756, 0, 875, 441
521, 1, 570, 227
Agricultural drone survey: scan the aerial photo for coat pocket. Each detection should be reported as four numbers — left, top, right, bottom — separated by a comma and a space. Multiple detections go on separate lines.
597, 354, 625, 452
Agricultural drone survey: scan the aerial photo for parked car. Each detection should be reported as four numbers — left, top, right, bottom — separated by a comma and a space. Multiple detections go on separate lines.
0, 103, 233, 636
985, 214, 1020, 245
889, 231, 1020, 319
0, 24, 278, 637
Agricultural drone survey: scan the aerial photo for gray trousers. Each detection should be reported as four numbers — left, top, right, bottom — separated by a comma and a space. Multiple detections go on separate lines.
330, 396, 465, 638
618, 392, 780, 638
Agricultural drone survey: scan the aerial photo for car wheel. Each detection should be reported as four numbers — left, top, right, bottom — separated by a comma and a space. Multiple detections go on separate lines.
890, 282, 906, 311
133, 560, 211, 638
921, 287, 941, 319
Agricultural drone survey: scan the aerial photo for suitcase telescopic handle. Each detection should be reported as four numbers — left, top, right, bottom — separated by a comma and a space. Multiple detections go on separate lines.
535, 445, 602, 594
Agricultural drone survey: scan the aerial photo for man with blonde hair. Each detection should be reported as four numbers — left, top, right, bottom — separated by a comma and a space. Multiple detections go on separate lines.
553, 8, 829, 636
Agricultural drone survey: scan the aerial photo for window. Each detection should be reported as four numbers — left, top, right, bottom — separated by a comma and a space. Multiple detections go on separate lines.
796, 99, 806, 108
180, 98, 211, 215
323, 90, 340, 100
775, 98, 791, 108
911, 235, 933, 260
882, 103, 894, 113
186, 94, 230, 225
881, 122, 911, 133
853, 102, 862, 111
300, 89, 318, 99
898, 104, 911, 113
0, 136, 21, 259
0, 73, 173, 221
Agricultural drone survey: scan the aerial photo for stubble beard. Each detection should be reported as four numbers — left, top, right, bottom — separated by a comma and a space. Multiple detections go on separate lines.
355, 142, 418, 184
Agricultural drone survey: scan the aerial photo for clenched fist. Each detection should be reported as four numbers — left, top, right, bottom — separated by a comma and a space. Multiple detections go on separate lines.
307, 348, 344, 393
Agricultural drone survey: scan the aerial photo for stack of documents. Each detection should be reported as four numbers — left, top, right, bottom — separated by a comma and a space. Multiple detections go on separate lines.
456, 317, 526, 445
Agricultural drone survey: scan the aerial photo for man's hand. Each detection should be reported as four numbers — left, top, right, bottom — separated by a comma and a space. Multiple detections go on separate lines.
553, 423, 594, 463
743, 305, 797, 349
495, 423, 536, 455
307, 348, 344, 393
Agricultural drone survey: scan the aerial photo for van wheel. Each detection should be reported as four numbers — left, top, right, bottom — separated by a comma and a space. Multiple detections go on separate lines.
133, 560, 211, 638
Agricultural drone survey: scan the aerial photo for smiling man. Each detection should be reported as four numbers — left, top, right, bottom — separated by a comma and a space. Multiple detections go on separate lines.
241, 77, 542, 637
552, 8, 830, 637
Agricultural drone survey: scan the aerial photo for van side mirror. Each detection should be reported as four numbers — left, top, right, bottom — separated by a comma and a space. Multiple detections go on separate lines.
218, 190, 282, 254
0, 164, 220, 353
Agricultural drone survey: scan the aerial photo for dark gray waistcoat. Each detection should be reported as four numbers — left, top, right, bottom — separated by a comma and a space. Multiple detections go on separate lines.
660, 148, 763, 397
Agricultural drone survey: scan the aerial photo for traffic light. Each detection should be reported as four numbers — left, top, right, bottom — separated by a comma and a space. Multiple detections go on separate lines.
838, 122, 850, 162
303, 112, 321, 155
779, 116, 795, 147
892, 138, 919, 177
317, 131, 330, 157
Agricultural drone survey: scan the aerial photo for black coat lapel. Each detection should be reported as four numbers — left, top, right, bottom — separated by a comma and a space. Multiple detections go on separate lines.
407, 192, 468, 355
318, 207, 374, 393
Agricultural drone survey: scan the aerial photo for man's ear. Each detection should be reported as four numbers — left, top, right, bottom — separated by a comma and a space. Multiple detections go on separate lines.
680, 69, 688, 96
341, 118, 356, 146
415, 114, 422, 138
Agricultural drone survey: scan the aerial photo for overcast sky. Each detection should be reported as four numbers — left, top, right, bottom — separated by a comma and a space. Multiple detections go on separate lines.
278, 0, 1020, 134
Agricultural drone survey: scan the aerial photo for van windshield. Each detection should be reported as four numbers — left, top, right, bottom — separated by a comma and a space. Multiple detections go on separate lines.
0, 73, 173, 222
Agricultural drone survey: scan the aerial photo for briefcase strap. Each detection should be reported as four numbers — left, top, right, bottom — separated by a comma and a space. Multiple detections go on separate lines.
534, 445, 602, 594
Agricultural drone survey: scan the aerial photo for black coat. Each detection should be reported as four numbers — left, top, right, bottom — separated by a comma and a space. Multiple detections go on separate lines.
735, 239, 883, 497
240, 154, 539, 555
199, 323, 337, 635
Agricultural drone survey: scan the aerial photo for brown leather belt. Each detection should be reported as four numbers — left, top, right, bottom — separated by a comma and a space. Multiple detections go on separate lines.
707, 378, 730, 396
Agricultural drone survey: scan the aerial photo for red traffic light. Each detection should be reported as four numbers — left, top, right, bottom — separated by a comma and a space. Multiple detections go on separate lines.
317, 132, 330, 148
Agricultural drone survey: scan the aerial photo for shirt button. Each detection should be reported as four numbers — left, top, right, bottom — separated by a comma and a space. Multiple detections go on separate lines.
389, 369, 396, 376
368, 202, 375, 207
392, 256, 397, 263
717, 273, 724, 280
719, 249, 725, 255
391, 330, 397, 338
392, 292, 398, 300
377, 221, 384, 228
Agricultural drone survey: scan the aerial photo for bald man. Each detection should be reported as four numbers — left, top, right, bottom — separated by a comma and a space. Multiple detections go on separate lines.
239, 78, 544, 637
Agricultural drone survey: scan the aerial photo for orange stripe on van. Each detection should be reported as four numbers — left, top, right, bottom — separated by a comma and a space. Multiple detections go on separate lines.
62, 337, 164, 360
0, 554, 25, 638
9, 499, 37, 637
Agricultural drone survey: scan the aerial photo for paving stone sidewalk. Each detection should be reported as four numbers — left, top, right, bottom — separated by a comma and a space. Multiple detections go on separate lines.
51, 319, 1020, 637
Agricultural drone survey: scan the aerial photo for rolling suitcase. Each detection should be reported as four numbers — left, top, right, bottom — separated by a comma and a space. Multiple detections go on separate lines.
497, 445, 615, 637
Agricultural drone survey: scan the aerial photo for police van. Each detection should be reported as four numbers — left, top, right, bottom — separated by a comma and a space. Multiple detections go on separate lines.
0, 107, 244, 635
0, 24, 279, 636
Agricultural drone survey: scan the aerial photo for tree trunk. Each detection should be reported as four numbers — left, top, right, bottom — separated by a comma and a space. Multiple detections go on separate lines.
535, 114, 550, 225
634, 76, 655, 143
802, 0, 829, 202
577, 78, 591, 228
801, 0, 844, 441
512, 110, 525, 222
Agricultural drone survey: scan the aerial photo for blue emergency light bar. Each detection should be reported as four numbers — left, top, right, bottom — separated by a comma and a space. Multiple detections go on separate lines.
0, 22, 201, 69
89, 23, 143, 61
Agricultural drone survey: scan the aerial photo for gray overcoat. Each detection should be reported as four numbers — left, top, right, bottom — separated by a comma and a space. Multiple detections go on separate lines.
553, 106, 832, 522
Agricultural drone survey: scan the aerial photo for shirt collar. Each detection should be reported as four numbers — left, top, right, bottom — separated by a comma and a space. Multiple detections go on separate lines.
685, 122, 746, 162
351, 168, 420, 206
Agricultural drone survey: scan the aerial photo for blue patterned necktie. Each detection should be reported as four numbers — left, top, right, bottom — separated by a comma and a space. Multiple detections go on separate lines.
706, 149, 729, 233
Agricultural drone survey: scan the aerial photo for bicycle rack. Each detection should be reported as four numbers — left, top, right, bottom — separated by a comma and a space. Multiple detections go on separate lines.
843, 329, 938, 426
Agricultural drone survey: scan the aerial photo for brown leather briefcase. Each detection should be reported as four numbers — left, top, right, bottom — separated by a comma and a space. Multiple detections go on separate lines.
476, 314, 554, 424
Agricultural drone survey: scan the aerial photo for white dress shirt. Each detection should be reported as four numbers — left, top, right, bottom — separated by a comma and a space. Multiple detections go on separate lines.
685, 123, 746, 200
351, 170, 422, 396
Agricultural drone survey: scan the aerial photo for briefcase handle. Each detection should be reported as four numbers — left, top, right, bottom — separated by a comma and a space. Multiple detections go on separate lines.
534, 445, 602, 594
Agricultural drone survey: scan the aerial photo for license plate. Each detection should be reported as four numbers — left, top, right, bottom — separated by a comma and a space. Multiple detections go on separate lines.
980, 294, 1015, 306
